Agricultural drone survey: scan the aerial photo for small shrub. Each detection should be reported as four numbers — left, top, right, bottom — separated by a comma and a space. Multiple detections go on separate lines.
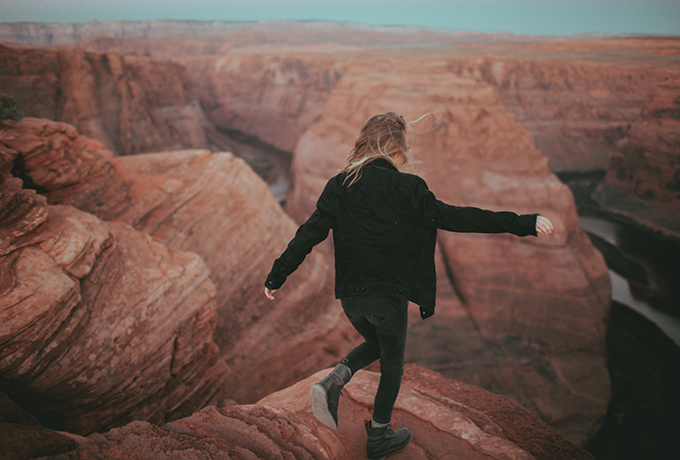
0, 95, 20, 121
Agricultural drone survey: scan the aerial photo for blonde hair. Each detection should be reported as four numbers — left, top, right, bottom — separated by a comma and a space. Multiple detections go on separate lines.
342, 112, 415, 186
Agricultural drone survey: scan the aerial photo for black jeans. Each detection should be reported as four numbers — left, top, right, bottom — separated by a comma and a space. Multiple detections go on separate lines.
340, 294, 409, 424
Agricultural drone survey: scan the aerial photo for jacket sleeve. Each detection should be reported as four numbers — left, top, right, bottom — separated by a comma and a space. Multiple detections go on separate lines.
264, 182, 336, 290
408, 176, 538, 237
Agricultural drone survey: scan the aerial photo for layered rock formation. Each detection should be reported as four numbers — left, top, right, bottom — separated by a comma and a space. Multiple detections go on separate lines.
1, 118, 356, 409
0, 43, 210, 155
1, 130, 228, 434
470, 40, 680, 173
603, 77, 680, 203
33, 365, 593, 460
284, 57, 611, 444
181, 53, 342, 152
3, 28, 678, 446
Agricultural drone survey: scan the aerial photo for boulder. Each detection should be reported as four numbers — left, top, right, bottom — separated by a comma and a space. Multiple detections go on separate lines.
0, 179, 227, 434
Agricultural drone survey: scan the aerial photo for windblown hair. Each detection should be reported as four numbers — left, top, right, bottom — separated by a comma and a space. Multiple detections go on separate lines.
342, 112, 415, 186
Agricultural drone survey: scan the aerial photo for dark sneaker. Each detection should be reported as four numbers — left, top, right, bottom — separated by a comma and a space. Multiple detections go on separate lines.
365, 420, 412, 460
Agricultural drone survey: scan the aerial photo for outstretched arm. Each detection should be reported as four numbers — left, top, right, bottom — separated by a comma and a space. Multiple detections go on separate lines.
409, 177, 550, 237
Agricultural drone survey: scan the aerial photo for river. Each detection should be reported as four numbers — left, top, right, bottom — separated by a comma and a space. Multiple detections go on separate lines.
560, 175, 680, 460
578, 215, 680, 347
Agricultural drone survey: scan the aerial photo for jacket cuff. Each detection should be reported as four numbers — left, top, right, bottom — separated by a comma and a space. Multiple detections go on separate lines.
265, 274, 285, 290
520, 214, 539, 237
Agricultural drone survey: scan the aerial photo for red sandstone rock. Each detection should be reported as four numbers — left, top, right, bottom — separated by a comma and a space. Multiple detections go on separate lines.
283, 58, 611, 444
0, 118, 357, 407
475, 55, 673, 172
4, 31, 677, 446
181, 53, 342, 152
0, 184, 227, 434
0, 43, 210, 155
604, 78, 680, 203
56, 365, 592, 460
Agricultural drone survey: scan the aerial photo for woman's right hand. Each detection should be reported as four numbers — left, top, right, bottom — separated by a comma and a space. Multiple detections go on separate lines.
264, 287, 277, 300
536, 215, 554, 235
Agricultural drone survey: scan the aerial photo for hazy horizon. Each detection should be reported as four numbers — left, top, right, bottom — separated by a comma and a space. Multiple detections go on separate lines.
2, 0, 679, 37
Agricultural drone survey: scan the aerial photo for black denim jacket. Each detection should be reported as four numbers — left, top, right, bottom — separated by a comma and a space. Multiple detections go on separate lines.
265, 159, 538, 319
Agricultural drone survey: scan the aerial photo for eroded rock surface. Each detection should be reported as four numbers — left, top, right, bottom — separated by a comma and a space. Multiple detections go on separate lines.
0, 170, 227, 434
0, 43, 210, 155
0, 118, 356, 406
50, 365, 593, 460
604, 78, 680, 203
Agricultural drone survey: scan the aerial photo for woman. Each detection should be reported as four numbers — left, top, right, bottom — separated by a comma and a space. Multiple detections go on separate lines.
264, 112, 553, 460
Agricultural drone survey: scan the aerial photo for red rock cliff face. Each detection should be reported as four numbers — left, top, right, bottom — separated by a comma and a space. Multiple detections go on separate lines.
180, 52, 342, 152
0, 123, 228, 434
0, 43, 210, 155
284, 56, 611, 444
448, 50, 676, 173
604, 77, 680, 203
1, 118, 357, 408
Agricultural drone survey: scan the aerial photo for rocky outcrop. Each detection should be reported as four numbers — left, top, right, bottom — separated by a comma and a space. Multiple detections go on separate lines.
604, 78, 680, 203
284, 57, 611, 444
476, 51, 676, 173
181, 53, 342, 152
0, 43, 210, 155
46, 365, 593, 460
0, 117, 357, 406
0, 147, 228, 434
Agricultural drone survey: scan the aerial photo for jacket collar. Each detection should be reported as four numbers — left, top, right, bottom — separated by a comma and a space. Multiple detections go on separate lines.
367, 157, 398, 171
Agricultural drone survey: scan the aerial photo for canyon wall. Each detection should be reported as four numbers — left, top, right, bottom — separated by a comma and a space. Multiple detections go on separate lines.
460, 51, 677, 173
180, 53, 342, 153
1, 128, 227, 434
603, 77, 680, 203
2, 27, 678, 445
0, 43, 210, 155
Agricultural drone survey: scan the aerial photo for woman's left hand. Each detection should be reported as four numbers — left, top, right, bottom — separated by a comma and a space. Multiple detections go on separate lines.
536, 215, 554, 235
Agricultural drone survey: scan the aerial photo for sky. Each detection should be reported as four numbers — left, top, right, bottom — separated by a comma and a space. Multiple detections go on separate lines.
2, 0, 679, 37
